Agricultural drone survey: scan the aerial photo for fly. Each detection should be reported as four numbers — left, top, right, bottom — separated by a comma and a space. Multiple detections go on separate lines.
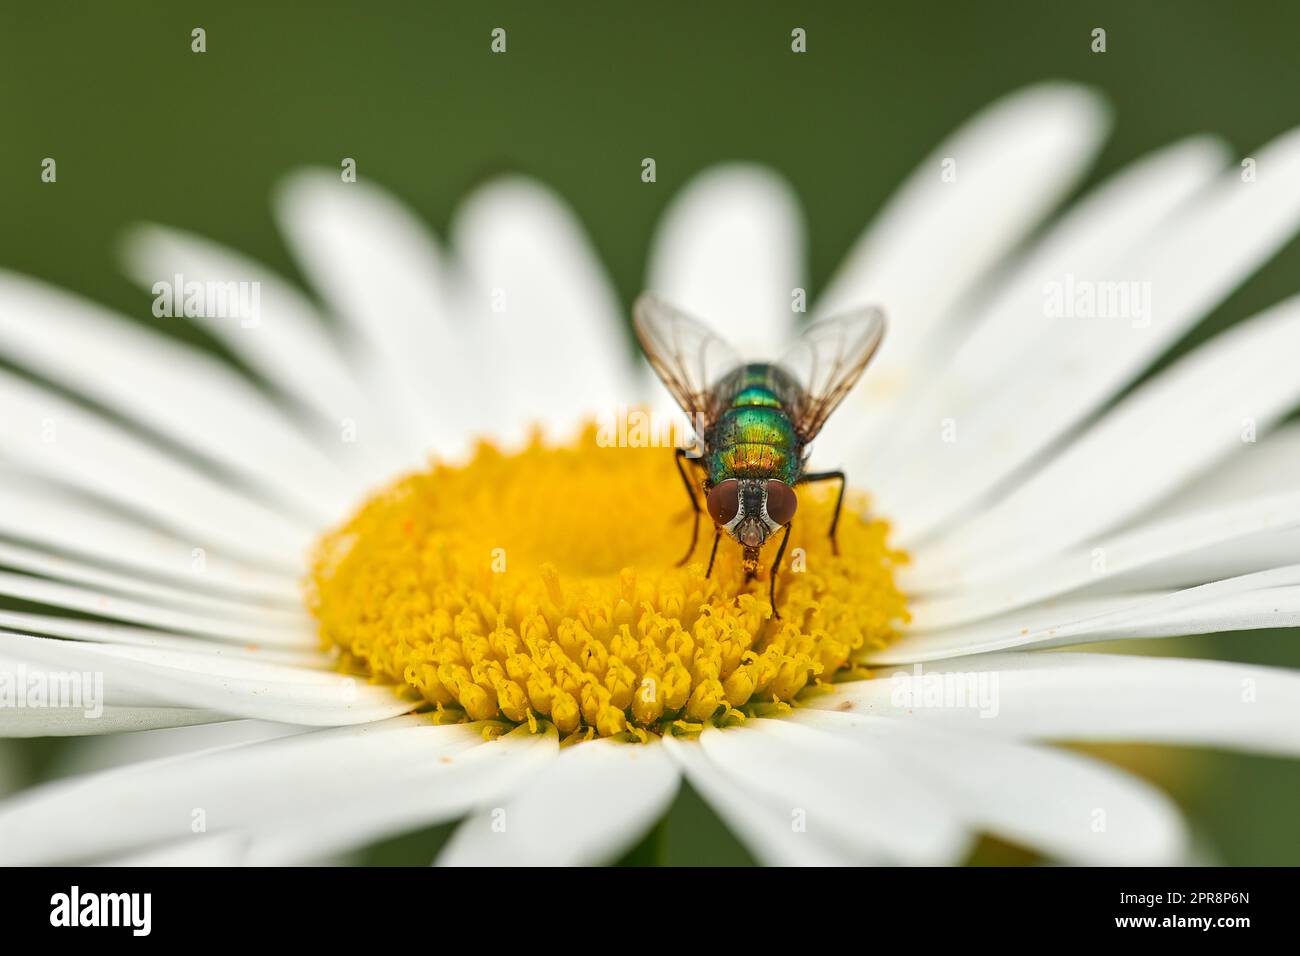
633, 293, 887, 618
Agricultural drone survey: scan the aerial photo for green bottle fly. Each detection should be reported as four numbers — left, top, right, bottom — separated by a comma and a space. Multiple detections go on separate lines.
633, 294, 887, 617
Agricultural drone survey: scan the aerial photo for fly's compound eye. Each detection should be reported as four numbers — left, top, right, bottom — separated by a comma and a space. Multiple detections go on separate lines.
764, 480, 798, 526
706, 479, 741, 526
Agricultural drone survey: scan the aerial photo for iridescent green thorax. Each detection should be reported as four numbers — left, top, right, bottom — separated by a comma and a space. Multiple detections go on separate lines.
731, 385, 782, 408
705, 364, 802, 485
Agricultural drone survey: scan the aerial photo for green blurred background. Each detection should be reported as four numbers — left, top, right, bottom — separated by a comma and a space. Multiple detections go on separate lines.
2, 0, 1298, 864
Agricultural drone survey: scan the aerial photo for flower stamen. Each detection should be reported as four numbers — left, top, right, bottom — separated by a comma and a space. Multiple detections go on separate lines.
306, 424, 909, 740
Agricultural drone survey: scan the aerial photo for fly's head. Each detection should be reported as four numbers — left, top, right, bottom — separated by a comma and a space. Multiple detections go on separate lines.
705, 477, 798, 550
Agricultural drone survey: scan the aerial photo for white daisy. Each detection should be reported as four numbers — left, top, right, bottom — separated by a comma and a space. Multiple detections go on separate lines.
2, 82, 1300, 867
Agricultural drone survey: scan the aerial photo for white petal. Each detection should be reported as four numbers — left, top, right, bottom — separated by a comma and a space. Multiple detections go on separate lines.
892, 125, 1300, 550
914, 296, 1300, 584
0, 273, 358, 522
248, 724, 559, 866
0, 716, 487, 864
275, 171, 471, 459
907, 490, 1300, 626
0, 571, 311, 646
0, 610, 322, 667
1149, 421, 1300, 516
788, 709, 1188, 865
450, 177, 634, 439
1114, 424, 1300, 588
119, 224, 411, 486
0, 371, 310, 566
876, 574, 1300, 664
808, 652, 1300, 756
699, 720, 971, 865
0, 703, 227, 738
646, 164, 804, 357
661, 732, 864, 865
0, 475, 298, 604
0, 629, 329, 687
0, 632, 410, 726
56, 719, 309, 776
817, 83, 1108, 436
437, 736, 679, 866
0, 539, 303, 626
1104, 530, 1300, 594
105, 832, 254, 867
847, 135, 1225, 512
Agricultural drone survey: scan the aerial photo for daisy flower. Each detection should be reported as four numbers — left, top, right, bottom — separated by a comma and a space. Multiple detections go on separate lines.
2, 82, 1299, 867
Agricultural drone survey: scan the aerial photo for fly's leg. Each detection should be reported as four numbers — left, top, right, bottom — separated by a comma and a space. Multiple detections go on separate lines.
768, 521, 793, 619
705, 530, 721, 578
673, 447, 703, 566
798, 469, 846, 556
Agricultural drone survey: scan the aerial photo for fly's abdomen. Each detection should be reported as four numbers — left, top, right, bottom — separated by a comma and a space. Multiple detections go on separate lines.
707, 405, 799, 484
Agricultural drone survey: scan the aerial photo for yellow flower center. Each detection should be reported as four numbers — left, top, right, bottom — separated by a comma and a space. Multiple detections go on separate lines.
305, 424, 908, 741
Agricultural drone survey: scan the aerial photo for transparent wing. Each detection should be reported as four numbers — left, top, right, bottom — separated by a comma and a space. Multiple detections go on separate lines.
777, 306, 887, 442
633, 293, 745, 420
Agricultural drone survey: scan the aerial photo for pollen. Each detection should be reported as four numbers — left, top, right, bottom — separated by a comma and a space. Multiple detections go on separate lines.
305, 425, 909, 741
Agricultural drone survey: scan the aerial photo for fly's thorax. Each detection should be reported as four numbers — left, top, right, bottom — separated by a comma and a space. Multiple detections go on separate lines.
731, 385, 783, 408
715, 361, 804, 405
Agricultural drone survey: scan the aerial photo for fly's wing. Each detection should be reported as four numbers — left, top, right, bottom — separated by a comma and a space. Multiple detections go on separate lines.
777, 306, 887, 443
633, 293, 745, 423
